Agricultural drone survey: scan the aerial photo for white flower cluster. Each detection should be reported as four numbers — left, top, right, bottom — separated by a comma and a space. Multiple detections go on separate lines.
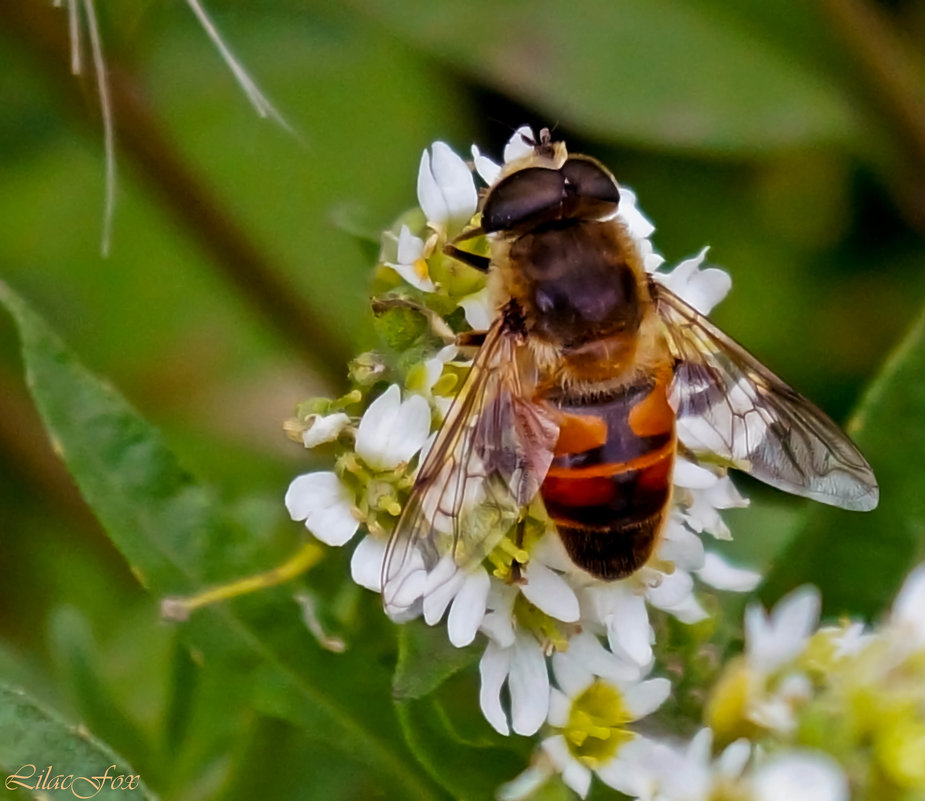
504, 561, 925, 800
285, 128, 764, 796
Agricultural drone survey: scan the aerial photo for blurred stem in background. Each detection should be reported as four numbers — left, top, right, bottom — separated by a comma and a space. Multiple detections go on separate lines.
820, 0, 925, 232
0, 0, 352, 387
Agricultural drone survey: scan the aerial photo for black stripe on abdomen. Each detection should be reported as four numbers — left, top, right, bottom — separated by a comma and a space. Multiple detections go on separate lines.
540, 380, 675, 579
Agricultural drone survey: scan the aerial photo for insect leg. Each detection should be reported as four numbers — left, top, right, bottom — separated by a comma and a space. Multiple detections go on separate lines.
443, 243, 490, 272
509, 517, 527, 584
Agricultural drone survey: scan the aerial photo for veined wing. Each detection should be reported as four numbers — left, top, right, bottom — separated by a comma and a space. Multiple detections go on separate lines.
651, 279, 878, 512
381, 310, 559, 616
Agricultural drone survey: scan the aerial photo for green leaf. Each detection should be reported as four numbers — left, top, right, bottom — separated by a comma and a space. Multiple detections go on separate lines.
0, 683, 156, 800
351, 0, 859, 155
396, 694, 526, 801
46, 607, 151, 774
761, 307, 925, 617
394, 621, 481, 700
0, 282, 442, 801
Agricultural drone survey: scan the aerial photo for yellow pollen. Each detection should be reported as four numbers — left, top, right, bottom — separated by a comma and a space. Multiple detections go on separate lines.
498, 538, 529, 564
413, 258, 430, 280
562, 680, 635, 765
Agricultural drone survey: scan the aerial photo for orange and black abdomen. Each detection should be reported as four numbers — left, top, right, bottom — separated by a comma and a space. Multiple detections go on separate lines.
540, 373, 676, 579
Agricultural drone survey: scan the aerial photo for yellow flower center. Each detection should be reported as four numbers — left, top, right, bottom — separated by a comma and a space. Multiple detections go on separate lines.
562, 680, 635, 768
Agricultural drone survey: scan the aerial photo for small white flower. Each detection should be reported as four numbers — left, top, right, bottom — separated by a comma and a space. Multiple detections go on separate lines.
745, 586, 820, 674
750, 750, 848, 801
384, 225, 436, 291
355, 384, 431, 471
417, 141, 478, 232
540, 670, 670, 798
300, 412, 350, 448
623, 728, 750, 801
285, 471, 358, 546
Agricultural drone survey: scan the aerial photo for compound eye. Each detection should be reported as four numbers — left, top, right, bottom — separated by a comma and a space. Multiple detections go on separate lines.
560, 157, 621, 207
481, 167, 565, 233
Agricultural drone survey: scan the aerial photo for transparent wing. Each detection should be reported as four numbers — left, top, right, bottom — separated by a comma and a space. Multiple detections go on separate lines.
381, 314, 559, 616
652, 280, 878, 511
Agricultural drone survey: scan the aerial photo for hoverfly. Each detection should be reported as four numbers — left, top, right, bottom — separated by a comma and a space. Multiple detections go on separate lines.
382, 129, 878, 614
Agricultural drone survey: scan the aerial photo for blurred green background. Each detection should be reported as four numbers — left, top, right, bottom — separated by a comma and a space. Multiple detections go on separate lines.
1, 1, 924, 799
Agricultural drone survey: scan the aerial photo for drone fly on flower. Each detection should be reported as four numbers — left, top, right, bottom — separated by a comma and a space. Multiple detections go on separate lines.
381, 129, 878, 615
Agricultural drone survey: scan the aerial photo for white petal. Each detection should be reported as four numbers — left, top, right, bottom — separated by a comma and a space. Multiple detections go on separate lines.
617, 186, 655, 241
561, 760, 593, 799
673, 458, 720, 489
356, 385, 432, 471
349, 534, 386, 591
496, 761, 554, 801
551, 649, 594, 699
645, 569, 694, 610
745, 587, 819, 673
383, 547, 427, 618
285, 472, 358, 546
429, 141, 478, 226
479, 641, 512, 735
639, 236, 666, 273
658, 518, 706, 569
480, 583, 517, 648
664, 593, 709, 624
423, 555, 464, 625
687, 726, 714, 764
596, 736, 664, 800
698, 551, 761, 592
622, 677, 671, 719
301, 412, 350, 448
448, 568, 490, 646
417, 148, 448, 225
567, 630, 642, 683
829, 622, 870, 658
522, 560, 580, 622
542, 735, 593, 799
480, 609, 516, 649
547, 687, 571, 727
717, 738, 752, 780
471, 144, 501, 185
396, 224, 425, 262
659, 247, 732, 315
751, 694, 799, 733
599, 587, 653, 667
751, 751, 848, 801
509, 633, 550, 735
891, 561, 925, 644
504, 126, 535, 163
386, 226, 435, 290
459, 287, 495, 331
385, 261, 436, 293
532, 529, 576, 572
